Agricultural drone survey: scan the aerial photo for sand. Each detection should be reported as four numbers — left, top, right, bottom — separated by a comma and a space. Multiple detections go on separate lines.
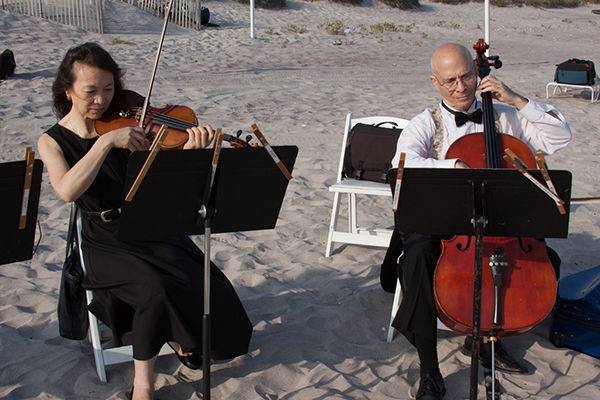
1, 1, 600, 398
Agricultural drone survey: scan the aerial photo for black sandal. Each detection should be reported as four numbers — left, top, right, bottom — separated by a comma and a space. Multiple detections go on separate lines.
167, 342, 203, 370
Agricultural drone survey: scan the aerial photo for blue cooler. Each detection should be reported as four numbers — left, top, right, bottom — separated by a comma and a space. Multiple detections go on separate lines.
550, 265, 600, 359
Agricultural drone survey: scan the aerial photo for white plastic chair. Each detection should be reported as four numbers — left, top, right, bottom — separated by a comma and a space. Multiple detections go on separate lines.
546, 78, 600, 103
71, 203, 173, 382
325, 113, 409, 257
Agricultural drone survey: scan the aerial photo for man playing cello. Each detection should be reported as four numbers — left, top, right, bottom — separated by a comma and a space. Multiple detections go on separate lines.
382, 42, 571, 399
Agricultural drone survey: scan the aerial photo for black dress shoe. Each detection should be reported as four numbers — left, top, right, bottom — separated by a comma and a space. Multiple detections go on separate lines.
168, 343, 203, 370
462, 336, 529, 374
416, 372, 446, 400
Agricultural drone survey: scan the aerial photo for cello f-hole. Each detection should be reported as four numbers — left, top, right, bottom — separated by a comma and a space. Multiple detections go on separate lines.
456, 235, 472, 252
518, 238, 533, 253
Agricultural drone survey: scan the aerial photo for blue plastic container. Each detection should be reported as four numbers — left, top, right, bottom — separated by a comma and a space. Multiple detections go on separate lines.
550, 265, 600, 359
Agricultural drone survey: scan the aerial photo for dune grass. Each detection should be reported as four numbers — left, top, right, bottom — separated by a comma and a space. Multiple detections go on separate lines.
234, 0, 286, 8
430, 0, 595, 7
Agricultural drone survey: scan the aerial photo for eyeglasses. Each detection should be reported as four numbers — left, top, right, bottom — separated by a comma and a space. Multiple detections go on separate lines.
435, 70, 477, 91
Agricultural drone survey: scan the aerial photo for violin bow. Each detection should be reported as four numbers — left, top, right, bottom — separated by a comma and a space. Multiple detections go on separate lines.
209, 129, 224, 191
503, 148, 566, 214
250, 123, 293, 181
19, 147, 35, 229
530, 152, 600, 205
535, 152, 566, 214
124, 124, 168, 202
137, 0, 174, 131
124, 0, 173, 202
392, 152, 406, 213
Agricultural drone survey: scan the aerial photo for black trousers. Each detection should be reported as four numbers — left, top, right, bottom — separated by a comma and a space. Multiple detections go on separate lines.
381, 231, 561, 348
392, 233, 442, 345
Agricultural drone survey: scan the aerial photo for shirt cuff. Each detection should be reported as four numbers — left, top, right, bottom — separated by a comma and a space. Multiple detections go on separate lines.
517, 99, 546, 122
437, 158, 460, 169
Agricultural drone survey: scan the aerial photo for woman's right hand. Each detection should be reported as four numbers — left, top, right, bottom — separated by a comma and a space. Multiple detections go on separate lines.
102, 126, 149, 151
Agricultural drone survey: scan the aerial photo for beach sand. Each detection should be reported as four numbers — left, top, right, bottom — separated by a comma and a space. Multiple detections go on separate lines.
1, 1, 600, 398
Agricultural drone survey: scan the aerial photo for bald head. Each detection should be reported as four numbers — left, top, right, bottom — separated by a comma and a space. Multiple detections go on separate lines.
430, 43, 473, 75
429, 43, 478, 111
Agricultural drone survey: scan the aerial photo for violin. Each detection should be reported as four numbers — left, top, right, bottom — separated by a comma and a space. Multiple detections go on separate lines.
433, 40, 558, 336
94, 89, 254, 149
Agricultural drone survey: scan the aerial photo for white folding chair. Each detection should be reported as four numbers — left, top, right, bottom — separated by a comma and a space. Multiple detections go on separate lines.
71, 203, 173, 382
325, 113, 409, 257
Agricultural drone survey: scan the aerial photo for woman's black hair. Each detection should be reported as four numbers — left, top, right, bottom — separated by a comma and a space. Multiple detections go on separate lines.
52, 42, 124, 119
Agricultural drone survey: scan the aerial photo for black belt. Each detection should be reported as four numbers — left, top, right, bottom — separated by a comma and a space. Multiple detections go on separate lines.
82, 208, 122, 223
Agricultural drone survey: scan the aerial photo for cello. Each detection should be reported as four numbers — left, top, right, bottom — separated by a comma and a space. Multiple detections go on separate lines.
433, 39, 558, 399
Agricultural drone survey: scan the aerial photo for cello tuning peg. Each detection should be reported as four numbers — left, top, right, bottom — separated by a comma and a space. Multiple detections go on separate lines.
487, 55, 502, 69
236, 129, 242, 138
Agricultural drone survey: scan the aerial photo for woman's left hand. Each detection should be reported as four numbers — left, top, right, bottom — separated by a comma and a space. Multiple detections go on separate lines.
183, 125, 215, 149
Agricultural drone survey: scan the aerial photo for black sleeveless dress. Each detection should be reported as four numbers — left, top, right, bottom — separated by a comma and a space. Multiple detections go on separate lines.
46, 124, 252, 361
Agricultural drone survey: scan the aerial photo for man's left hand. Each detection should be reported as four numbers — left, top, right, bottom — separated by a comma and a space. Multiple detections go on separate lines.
479, 75, 528, 110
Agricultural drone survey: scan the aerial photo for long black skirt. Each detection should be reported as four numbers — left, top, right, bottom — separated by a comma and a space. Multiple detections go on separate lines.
81, 217, 252, 361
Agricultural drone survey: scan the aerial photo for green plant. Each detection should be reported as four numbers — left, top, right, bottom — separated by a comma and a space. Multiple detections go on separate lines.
397, 23, 415, 33
111, 37, 136, 46
430, 0, 585, 6
432, 20, 461, 29
320, 20, 345, 35
286, 24, 307, 34
264, 27, 280, 35
380, 0, 421, 8
369, 22, 401, 33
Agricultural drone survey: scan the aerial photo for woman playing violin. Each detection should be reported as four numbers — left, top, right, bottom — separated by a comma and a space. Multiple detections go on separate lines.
38, 42, 252, 400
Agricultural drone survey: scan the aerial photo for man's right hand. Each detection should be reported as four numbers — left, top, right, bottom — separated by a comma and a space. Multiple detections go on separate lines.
455, 160, 470, 168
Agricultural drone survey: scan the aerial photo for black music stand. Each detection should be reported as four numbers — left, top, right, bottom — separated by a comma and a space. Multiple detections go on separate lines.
118, 146, 298, 399
0, 160, 43, 265
387, 167, 571, 400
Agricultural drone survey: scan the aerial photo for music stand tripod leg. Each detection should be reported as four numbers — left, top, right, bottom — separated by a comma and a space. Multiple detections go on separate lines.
203, 217, 212, 399
469, 214, 486, 400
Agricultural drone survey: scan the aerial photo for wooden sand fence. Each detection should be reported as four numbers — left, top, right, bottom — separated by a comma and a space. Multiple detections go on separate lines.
1, 0, 104, 32
120, 0, 202, 30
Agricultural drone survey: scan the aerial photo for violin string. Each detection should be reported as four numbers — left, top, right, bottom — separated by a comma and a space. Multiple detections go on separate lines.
151, 114, 195, 130
130, 107, 237, 142
145, 111, 195, 128
130, 107, 196, 130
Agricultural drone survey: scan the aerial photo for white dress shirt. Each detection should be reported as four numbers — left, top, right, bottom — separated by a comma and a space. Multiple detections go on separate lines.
391, 99, 572, 168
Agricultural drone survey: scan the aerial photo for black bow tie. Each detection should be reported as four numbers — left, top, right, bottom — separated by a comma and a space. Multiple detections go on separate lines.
441, 102, 483, 127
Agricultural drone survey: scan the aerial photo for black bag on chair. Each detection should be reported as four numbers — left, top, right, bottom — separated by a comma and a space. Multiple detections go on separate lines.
554, 59, 597, 86
342, 122, 403, 183
57, 206, 88, 340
